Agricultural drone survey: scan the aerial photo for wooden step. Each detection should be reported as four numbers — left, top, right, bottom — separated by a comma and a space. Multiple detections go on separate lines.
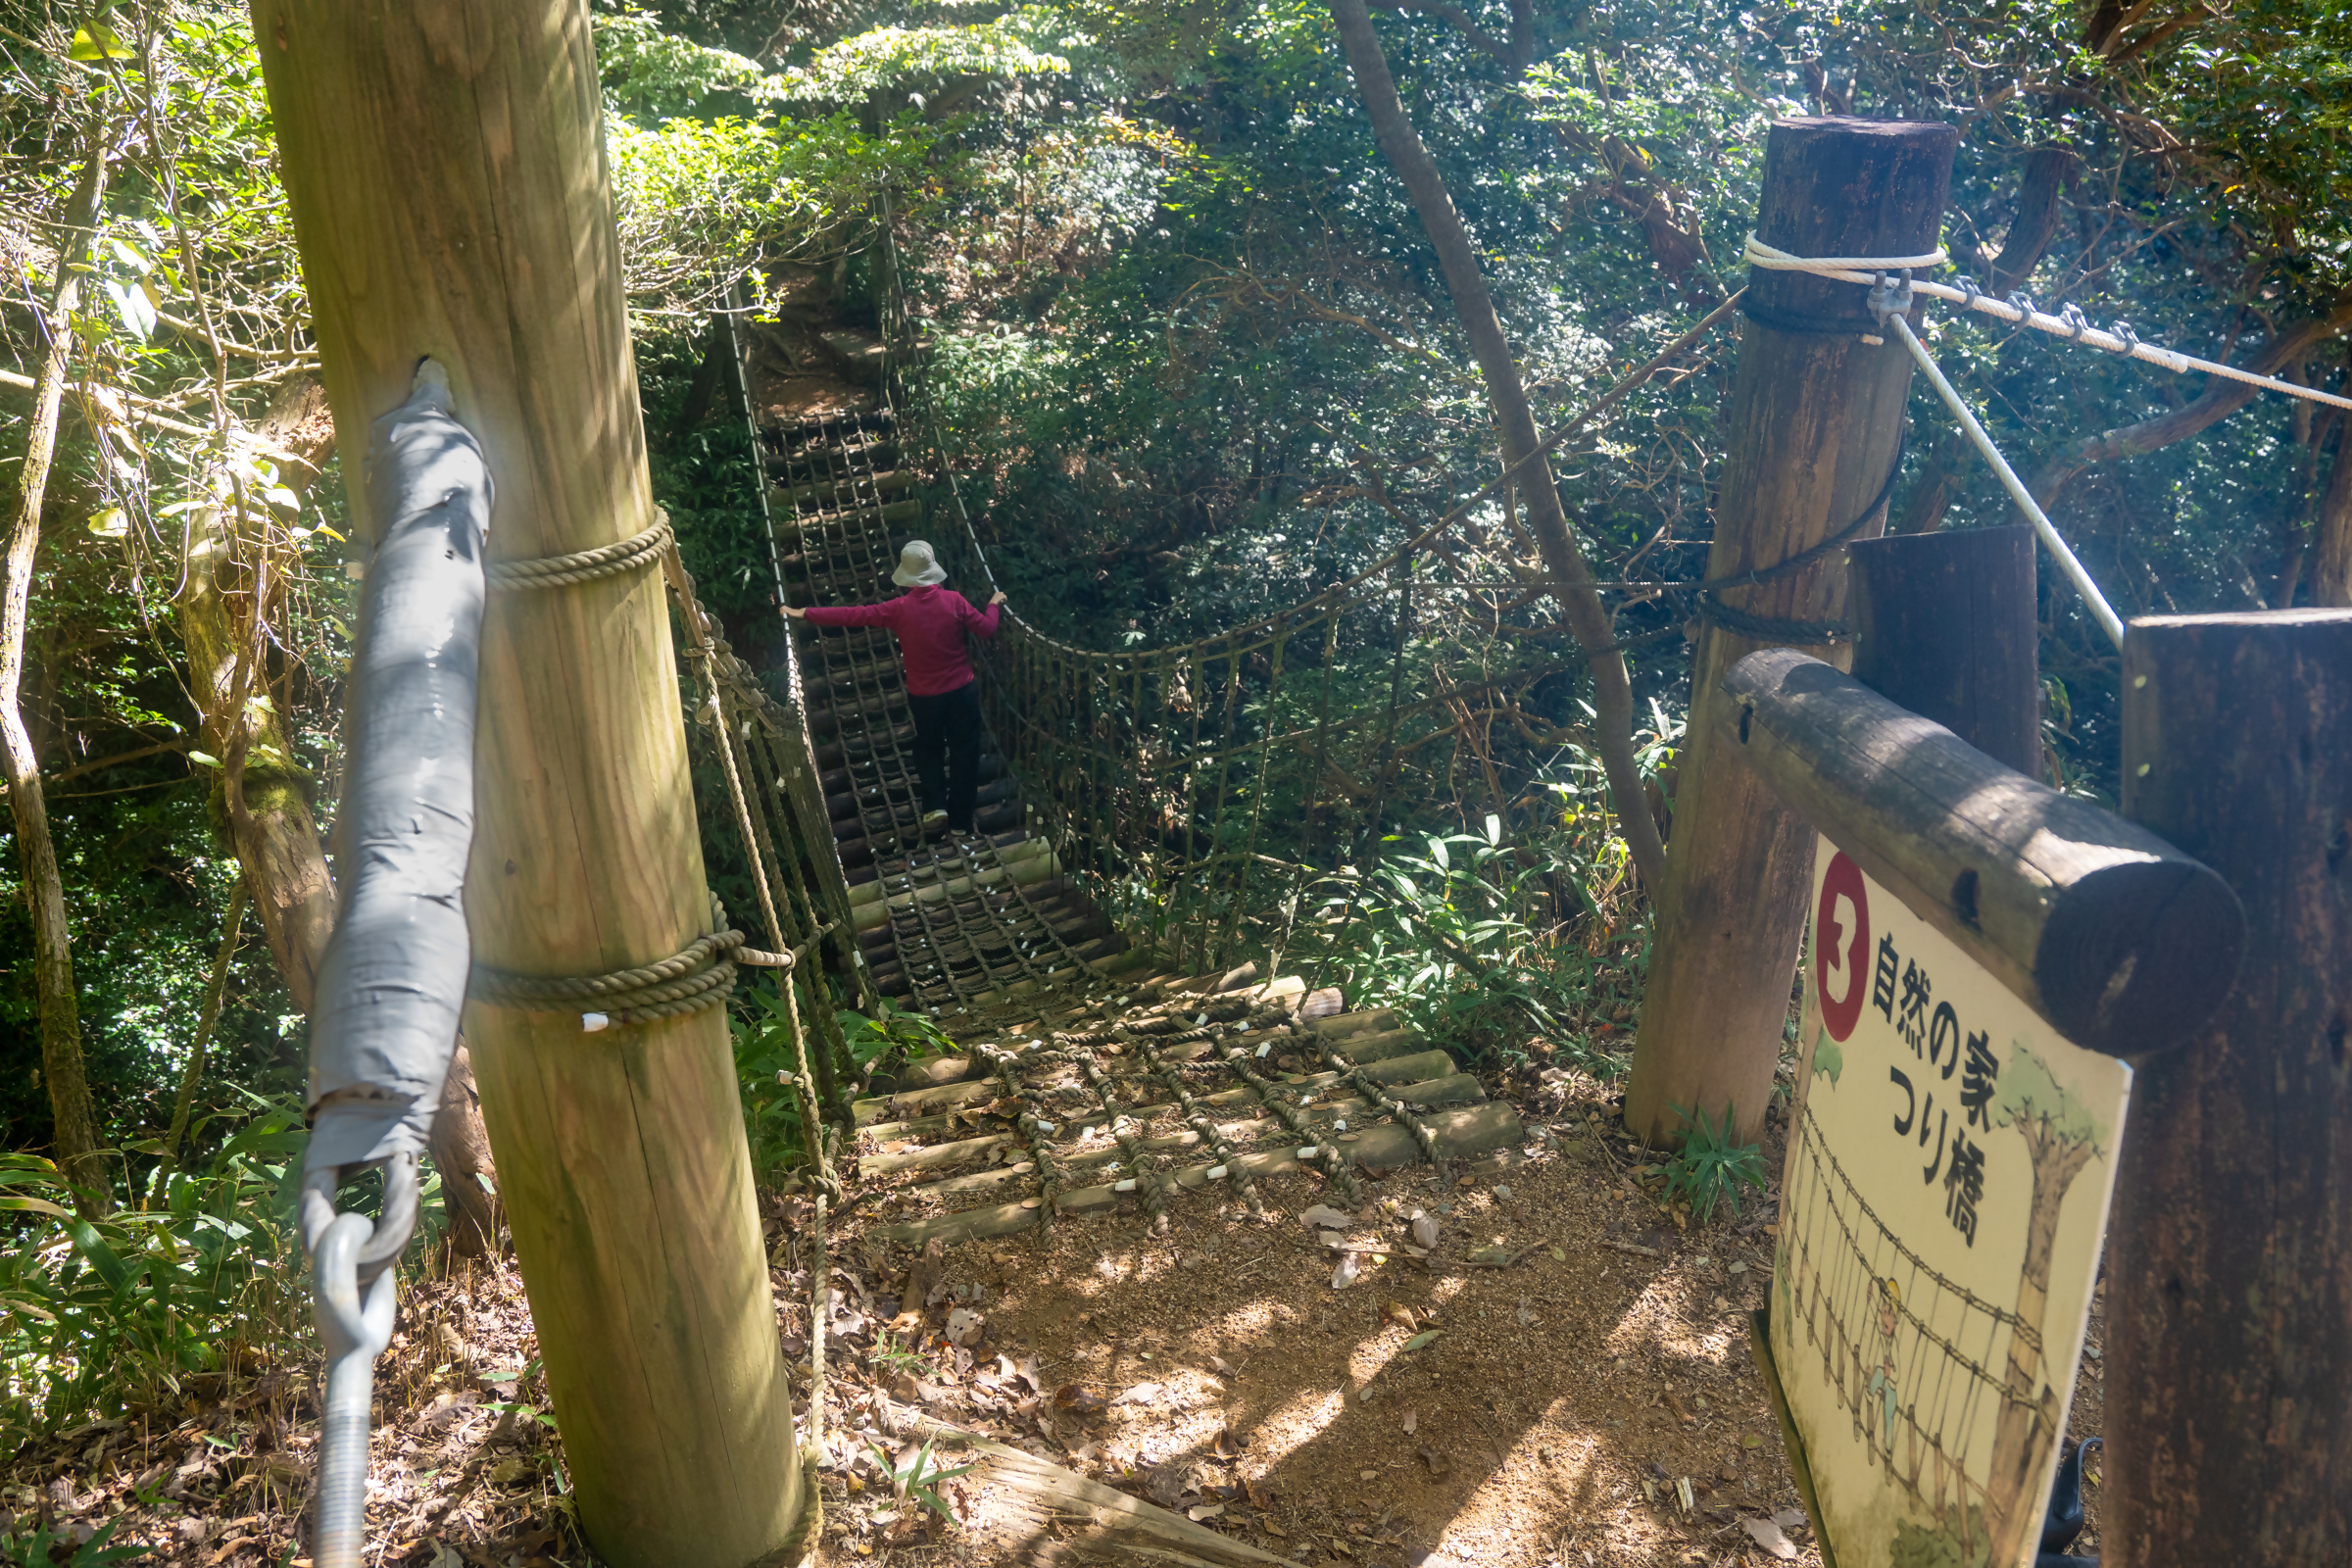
772, 469, 915, 509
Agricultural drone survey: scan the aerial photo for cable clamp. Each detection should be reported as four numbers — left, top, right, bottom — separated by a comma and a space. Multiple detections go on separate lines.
1953, 273, 1982, 311
2006, 290, 2038, 322
2059, 303, 2092, 341
1862, 269, 1914, 345
2108, 320, 2141, 356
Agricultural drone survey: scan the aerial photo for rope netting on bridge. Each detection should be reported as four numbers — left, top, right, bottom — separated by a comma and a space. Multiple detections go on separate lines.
832, 212, 2352, 996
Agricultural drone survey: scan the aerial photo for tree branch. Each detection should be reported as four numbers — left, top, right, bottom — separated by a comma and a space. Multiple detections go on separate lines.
2024, 301, 2352, 519
1988, 146, 2076, 296
1330, 0, 1669, 893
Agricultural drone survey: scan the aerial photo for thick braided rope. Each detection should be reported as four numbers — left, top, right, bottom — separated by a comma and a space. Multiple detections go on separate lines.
1141, 1037, 1266, 1216
1083, 1050, 1173, 1231
972, 1043, 1061, 1229
1693, 596, 1851, 646
1316, 1040, 1446, 1164
1686, 388, 1909, 646
1223, 1049, 1362, 1206
472, 926, 743, 1001
1699, 429, 1905, 598
486, 513, 673, 590
470, 920, 744, 1026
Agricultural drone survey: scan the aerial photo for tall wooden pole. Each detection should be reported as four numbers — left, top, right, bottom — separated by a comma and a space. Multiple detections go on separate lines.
1625, 118, 1955, 1146
246, 5, 801, 1564
1847, 523, 2039, 773
2108, 610, 2352, 1568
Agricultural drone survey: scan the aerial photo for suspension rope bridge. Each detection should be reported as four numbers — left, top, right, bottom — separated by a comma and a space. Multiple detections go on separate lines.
653, 215, 2341, 1254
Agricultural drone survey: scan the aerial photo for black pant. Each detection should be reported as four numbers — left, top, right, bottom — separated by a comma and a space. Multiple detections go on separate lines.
907, 679, 985, 832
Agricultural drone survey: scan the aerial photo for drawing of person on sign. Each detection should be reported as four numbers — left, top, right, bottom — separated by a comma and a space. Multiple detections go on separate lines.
1864, 1277, 1900, 1459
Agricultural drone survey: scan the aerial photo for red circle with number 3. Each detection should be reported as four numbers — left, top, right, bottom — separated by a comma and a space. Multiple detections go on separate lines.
1815, 851, 1870, 1042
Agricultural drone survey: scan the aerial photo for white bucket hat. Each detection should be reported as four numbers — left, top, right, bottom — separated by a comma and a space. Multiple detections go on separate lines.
891, 539, 949, 587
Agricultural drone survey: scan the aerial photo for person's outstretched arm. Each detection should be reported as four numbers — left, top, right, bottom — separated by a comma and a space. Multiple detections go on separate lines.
784, 599, 897, 626
966, 589, 1007, 637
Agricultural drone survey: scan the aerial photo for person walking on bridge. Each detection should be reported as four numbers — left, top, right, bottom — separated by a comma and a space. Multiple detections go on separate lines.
784, 540, 1007, 837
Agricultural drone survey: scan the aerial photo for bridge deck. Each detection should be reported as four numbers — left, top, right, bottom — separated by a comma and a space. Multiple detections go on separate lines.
743, 389, 1524, 1250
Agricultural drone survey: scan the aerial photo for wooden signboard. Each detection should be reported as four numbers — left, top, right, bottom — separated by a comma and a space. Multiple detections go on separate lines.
1769, 839, 2131, 1568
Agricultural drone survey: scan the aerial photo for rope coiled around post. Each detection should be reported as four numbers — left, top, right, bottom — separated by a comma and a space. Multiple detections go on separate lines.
485, 513, 673, 590
469, 917, 744, 1026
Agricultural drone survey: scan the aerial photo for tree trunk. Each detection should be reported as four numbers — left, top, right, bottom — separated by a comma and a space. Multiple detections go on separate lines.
165, 878, 248, 1163
1625, 118, 1954, 1148
431, 1042, 501, 1257
665, 316, 730, 447
178, 375, 338, 1012
0, 131, 109, 1201
247, 2, 802, 1561
1329, 0, 1667, 895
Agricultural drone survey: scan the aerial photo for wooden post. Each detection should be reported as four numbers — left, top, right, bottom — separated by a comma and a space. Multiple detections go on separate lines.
1627, 118, 1957, 1145
1847, 524, 2039, 774
2108, 610, 2352, 1568
246, 4, 801, 1564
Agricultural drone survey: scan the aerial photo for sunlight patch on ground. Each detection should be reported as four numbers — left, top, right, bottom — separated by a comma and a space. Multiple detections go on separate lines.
1230, 1383, 1348, 1473
1435, 1425, 1608, 1567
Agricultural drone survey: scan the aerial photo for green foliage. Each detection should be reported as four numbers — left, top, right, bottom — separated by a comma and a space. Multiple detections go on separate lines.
0, 1512, 146, 1566
595, 4, 764, 123
864, 1433, 977, 1525
838, 998, 958, 1065
731, 984, 953, 1176
763, 19, 1069, 105
610, 107, 946, 318
0, 1102, 311, 1443
871, 1329, 934, 1377
1307, 814, 1605, 1068
1658, 1102, 1768, 1223
731, 989, 813, 1178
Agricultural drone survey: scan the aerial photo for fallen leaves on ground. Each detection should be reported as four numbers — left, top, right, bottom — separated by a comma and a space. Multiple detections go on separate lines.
1742, 1513, 1800, 1558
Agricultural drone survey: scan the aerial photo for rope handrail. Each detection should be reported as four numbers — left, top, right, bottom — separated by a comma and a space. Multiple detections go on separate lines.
910, 287, 1745, 664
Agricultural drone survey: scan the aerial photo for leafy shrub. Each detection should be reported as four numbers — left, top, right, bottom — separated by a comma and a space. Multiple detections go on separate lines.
0, 1102, 313, 1444
1657, 1102, 1768, 1222
732, 988, 955, 1177
1304, 815, 1605, 1068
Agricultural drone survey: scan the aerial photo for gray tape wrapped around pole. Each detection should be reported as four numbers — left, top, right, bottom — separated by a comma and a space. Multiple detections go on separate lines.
304, 361, 489, 1177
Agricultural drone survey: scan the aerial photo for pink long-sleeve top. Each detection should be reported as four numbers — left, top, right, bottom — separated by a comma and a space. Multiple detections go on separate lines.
801, 585, 1002, 696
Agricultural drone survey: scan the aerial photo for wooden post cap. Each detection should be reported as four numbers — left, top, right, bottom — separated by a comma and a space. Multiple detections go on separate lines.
1717, 647, 2245, 1055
